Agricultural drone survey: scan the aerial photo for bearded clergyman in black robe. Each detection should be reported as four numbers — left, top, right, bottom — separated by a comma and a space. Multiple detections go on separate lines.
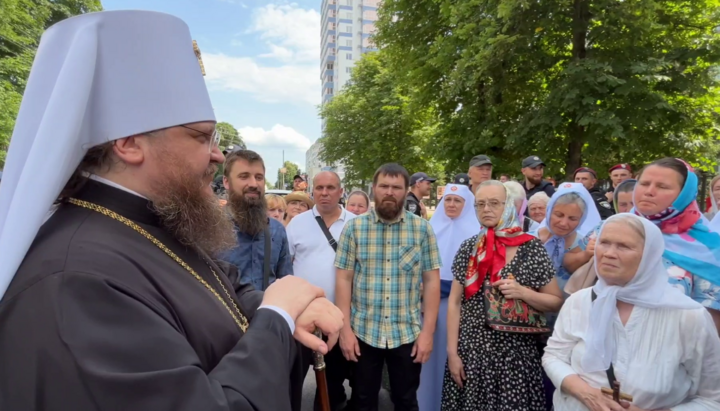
0, 10, 342, 411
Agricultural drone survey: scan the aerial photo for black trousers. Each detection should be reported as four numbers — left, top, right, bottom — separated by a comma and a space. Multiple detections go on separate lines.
354, 339, 421, 411
304, 342, 353, 411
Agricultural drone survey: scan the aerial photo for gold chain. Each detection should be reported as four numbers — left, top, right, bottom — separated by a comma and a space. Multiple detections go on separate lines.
68, 198, 249, 332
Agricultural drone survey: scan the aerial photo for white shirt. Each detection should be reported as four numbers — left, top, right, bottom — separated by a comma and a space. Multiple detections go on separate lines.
286, 206, 356, 303
543, 288, 720, 411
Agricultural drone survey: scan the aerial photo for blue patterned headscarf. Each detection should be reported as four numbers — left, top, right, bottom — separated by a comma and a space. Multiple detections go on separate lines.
633, 161, 720, 287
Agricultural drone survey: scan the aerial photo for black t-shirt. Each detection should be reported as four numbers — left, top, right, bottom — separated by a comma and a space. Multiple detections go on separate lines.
589, 187, 614, 220
405, 192, 422, 217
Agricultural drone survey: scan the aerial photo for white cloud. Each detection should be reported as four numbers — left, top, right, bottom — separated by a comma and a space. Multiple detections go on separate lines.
204, 53, 319, 105
239, 124, 313, 150
248, 4, 320, 63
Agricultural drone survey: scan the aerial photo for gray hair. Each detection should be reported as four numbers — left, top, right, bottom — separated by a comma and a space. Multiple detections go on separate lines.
528, 192, 550, 206
503, 181, 526, 203
476, 179, 506, 196
554, 192, 587, 214
603, 215, 645, 242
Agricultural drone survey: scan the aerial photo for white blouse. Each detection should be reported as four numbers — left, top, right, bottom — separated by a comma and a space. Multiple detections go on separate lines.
543, 288, 720, 411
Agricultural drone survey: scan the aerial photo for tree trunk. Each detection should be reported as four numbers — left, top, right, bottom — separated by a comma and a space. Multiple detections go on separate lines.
565, 0, 590, 178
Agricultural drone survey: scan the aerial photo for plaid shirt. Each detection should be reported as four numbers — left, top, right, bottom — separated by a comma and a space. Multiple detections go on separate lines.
335, 209, 441, 349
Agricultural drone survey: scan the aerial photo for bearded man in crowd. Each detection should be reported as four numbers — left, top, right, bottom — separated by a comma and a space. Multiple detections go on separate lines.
335, 163, 442, 411
221, 149, 293, 291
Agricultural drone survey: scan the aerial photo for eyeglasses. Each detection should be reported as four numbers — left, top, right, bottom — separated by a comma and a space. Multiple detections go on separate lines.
475, 200, 505, 210
180, 125, 222, 153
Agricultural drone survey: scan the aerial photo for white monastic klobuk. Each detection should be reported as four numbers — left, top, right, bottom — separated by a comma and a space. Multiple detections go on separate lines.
0, 10, 216, 299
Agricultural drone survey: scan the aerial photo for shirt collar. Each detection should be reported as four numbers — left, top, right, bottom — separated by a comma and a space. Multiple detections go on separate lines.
86, 173, 148, 199
312, 205, 348, 221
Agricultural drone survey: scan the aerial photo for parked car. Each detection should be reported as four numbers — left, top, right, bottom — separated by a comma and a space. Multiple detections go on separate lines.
266, 189, 292, 197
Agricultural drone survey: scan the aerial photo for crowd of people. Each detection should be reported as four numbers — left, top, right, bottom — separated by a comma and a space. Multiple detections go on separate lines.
1, 9, 720, 411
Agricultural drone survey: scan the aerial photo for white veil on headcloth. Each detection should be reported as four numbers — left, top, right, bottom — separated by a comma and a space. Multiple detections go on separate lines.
429, 184, 480, 281
582, 213, 702, 372
538, 182, 601, 237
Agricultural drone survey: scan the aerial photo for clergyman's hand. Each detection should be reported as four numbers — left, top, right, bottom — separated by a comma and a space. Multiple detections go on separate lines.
261, 276, 325, 321
294, 298, 344, 355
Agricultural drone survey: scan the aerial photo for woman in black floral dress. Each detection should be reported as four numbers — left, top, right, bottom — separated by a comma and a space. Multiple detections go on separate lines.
442, 180, 563, 411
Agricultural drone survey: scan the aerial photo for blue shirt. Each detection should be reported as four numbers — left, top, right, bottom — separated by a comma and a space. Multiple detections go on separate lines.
220, 218, 293, 291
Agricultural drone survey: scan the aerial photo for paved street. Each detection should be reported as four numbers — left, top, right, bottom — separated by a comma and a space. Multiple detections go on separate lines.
301, 368, 393, 411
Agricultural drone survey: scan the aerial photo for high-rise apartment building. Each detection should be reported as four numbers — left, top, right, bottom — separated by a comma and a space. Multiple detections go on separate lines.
314, 0, 379, 187
320, 0, 379, 105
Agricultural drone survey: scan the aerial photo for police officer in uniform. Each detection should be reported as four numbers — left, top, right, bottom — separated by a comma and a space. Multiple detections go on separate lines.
453, 173, 471, 189
573, 167, 614, 220
406, 172, 436, 218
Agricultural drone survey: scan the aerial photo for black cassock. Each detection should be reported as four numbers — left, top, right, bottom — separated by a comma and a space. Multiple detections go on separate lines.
0, 180, 306, 410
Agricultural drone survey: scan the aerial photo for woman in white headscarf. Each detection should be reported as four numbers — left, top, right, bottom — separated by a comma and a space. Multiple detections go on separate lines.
543, 213, 720, 411
418, 183, 479, 411
530, 183, 601, 297
505, 180, 540, 232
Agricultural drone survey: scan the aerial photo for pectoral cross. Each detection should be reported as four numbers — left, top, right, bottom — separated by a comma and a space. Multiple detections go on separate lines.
193, 40, 206, 76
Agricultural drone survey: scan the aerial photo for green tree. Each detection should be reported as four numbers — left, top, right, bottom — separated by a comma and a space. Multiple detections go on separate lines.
375, 0, 720, 179
319, 51, 442, 187
216, 121, 244, 150
0, 0, 102, 168
275, 161, 299, 190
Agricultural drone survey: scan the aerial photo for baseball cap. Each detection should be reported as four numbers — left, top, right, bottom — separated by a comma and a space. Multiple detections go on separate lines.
293, 174, 306, 181
609, 163, 632, 173
469, 155, 492, 168
573, 167, 597, 178
453, 173, 470, 186
409, 172, 437, 186
521, 156, 545, 169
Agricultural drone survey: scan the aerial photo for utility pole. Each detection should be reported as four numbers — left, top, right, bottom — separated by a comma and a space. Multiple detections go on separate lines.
281, 150, 285, 190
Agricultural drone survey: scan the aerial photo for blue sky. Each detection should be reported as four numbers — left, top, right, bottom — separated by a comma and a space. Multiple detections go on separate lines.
103, 0, 322, 184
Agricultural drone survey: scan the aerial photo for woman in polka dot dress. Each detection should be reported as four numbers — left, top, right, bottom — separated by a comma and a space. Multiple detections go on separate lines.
441, 180, 563, 411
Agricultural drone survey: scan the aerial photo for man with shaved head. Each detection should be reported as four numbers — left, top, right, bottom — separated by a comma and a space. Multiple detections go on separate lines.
286, 170, 358, 410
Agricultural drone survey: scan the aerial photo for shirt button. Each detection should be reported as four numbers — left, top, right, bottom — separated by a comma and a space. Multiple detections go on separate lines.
386, 297, 389, 300
387, 278, 390, 281
385, 316, 388, 319
387, 259, 390, 262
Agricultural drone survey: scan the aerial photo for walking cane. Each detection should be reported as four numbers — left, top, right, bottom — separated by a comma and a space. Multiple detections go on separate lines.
313, 328, 331, 411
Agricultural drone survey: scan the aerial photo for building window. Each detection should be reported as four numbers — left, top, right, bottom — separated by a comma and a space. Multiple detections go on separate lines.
346, 67, 352, 73
326, 63, 334, 70
345, 39, 352, 46
346, 25, 352, 33
328, 75, 334, 82
346, 53, 352, 60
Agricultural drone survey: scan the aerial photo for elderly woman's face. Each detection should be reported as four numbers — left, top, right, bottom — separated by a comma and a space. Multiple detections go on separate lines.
528, 202, 546, 223
549, 202, 583, 237
475, 185, 506, 227
596, 221, 644, 286
286, 200, 308, 219
444, 195, 465, 219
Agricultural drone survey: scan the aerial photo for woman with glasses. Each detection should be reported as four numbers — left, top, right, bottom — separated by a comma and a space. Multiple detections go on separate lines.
442, 180, 563, 411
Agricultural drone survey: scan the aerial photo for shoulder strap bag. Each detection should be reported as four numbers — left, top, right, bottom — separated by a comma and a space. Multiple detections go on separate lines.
315, 215, 337, 252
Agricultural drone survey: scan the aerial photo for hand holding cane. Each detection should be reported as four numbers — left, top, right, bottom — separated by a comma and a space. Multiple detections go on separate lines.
313, 328, 331, 411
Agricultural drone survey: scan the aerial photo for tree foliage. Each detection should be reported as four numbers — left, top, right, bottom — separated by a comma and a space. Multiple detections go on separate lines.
0, 0, 102, 168
275, 161, 300, 190
374, 0, 720, 178
216, 121, 244, 150
319, 51, 443, 188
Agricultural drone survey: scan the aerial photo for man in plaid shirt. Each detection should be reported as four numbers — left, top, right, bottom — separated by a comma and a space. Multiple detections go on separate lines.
335, 163, 442, 411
